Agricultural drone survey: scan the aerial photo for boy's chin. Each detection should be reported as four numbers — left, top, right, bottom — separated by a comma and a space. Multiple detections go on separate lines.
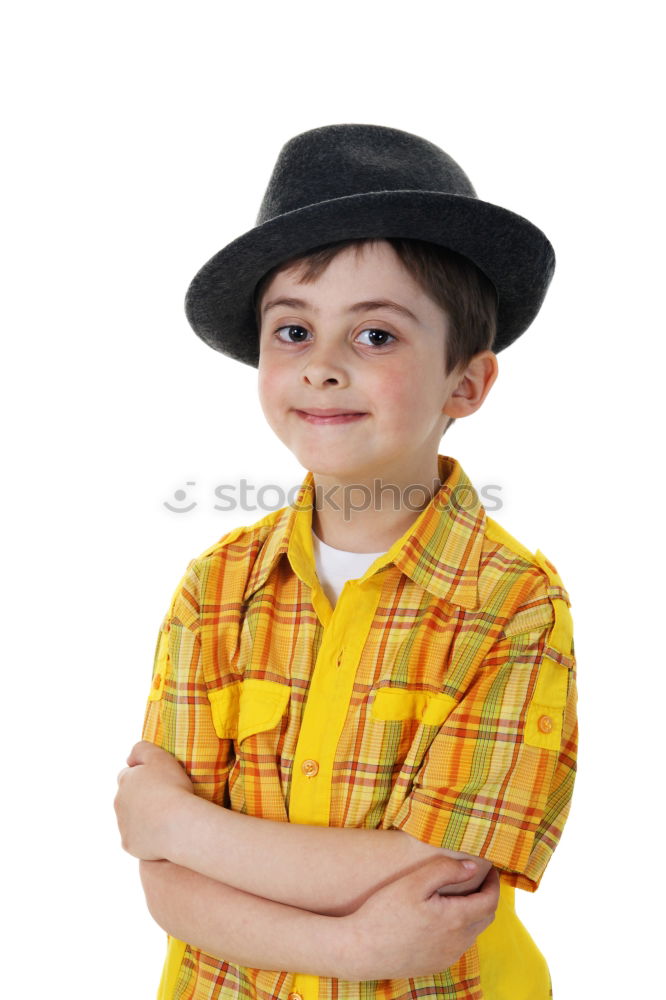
288, 445, 371, 480
301, 458, 375, 483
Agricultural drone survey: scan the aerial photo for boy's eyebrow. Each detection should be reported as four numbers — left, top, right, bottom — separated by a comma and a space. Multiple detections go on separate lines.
261, 296, 421, 324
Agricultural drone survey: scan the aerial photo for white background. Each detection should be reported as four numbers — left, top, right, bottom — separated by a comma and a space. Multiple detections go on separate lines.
3, 1, 663, 996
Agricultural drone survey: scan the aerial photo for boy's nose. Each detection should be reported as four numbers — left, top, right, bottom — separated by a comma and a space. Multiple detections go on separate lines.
301, 366, 350, 388
300, 345, 350, 387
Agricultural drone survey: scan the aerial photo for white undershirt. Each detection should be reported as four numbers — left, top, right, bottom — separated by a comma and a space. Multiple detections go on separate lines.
312, 530, 387, 606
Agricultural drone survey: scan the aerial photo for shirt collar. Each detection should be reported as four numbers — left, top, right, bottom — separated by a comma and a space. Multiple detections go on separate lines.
244, 454, 486, 609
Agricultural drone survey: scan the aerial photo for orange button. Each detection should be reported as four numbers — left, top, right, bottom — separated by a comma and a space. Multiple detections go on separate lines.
301, 758, 319, 777
288, 993, 303, 1000
538, 714, 553, 734
153, 673, 162, 689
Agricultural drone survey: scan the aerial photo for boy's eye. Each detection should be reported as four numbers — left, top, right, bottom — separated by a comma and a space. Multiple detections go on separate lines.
275, 325, 311, 343
356, 328, 395, 348
274, 325, 395, 348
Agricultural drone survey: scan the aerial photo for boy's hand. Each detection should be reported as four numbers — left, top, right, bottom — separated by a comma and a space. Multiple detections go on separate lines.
114, 740, 194, 861
344, 855, 500, 980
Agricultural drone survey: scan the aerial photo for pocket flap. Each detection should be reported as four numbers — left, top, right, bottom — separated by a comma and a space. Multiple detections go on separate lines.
208, 682, 241, 739
147, 630, 169, 702
237, 679, 291, 743
371, 687, 457, 726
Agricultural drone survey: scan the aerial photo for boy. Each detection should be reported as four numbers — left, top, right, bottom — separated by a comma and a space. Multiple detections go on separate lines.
115, 124, 577, 1000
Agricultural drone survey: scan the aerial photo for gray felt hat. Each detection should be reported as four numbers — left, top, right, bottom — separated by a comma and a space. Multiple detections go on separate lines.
184, 123, 555, 367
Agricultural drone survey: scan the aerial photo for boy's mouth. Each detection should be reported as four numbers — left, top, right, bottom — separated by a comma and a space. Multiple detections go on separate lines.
294, 408, 368, 425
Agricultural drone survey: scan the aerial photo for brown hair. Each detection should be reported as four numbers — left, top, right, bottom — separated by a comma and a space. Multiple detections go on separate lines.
253, 237, 498, 434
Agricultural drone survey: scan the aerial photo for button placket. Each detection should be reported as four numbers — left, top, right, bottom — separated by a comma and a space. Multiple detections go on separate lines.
288, 574, 383, 827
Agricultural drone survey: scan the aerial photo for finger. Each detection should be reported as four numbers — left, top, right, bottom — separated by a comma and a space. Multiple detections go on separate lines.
128, 739, 166, 766
465, 904, 499, 940
469, 912, 497, 936
127, 742, 144, 765
410, 855, 482, 899
444, 868, 500, 923
471, 865, 500, 903
480, 866, 501, 896
117, 766, 131, 783
127, 740, 152, 766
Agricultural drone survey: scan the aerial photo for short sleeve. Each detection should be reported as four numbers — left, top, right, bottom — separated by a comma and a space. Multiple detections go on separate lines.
141, 558, 234, 806
389, 573, 578, 893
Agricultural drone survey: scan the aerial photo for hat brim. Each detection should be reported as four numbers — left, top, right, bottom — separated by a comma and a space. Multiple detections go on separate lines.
184, 190, 555, 366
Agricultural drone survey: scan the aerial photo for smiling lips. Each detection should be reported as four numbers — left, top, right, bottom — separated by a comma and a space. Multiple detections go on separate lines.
295, 407, 368, 425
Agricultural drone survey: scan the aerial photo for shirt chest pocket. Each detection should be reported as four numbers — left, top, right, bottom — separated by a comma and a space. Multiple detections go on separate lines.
208, 678, 291, 744
371, 686, 458, 726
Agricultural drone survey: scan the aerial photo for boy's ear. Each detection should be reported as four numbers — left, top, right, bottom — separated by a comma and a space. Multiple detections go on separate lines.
444, 352, 498, 420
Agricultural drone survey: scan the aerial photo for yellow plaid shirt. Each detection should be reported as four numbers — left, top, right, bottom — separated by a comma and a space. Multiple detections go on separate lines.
142, 454, 578, 1000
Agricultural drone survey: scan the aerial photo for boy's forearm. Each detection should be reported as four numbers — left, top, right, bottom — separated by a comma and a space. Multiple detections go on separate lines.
139, 859, 357, 978
165, 794, 488, 916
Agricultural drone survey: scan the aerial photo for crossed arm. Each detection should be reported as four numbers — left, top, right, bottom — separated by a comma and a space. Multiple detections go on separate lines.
115, 741, 498, 979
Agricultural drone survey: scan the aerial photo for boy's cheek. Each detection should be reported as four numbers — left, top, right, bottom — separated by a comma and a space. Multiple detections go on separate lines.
257, 368, 286, 410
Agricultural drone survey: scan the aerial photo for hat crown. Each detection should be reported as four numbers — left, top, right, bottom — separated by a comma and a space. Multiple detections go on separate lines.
256, 124, 477, 225
185, 122, 555, 366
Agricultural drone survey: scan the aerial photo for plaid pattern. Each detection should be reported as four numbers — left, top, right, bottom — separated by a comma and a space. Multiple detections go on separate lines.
142, 454, 577, 1000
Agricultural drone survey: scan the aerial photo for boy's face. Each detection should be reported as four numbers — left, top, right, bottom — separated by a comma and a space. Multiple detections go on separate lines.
257, 240, 464, 486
